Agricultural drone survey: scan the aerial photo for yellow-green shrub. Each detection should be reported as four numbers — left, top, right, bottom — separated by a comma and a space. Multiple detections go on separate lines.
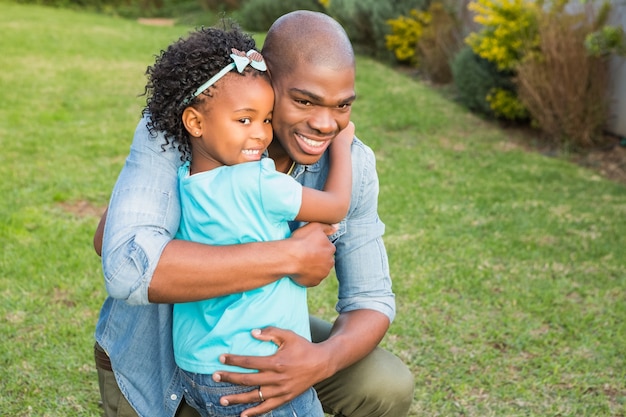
486, 88, 527, 120
385, 9, 431, 64
465, 0, 541, 71
465, 0, 622, 146
385, 2, 461, 82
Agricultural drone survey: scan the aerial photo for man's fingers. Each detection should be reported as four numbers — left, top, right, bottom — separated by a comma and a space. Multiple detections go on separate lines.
248, 327, 283, 346
322, 222, 339, 236
212, 368, 274, 387
218, 388, 290, 417
236, 400, 283, 417
299, 221, 338, 237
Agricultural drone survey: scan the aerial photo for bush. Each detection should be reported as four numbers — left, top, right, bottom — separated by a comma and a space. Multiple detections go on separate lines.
415, 2, 461, 83
327, 0, 425, 60
516, 10, 610, 148
451, 46, 515, 117
386, 9, 430, 65
236, 0, 324, 32
13, 0, 211, 18
385, 2, 461, 83
465, 0, 540, 71
464, 0, 623, 143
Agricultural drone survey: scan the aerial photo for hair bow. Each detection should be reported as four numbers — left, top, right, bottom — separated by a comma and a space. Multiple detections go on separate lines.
184, 48, 267, 105
230, 49, 267, 72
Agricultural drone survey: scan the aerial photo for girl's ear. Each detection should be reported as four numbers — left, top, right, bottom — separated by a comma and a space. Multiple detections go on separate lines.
182, 106, 203, 137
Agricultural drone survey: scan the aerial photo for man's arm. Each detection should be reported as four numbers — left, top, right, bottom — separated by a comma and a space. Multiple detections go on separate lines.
99, 115, 336, 304
148, 223, 337, 302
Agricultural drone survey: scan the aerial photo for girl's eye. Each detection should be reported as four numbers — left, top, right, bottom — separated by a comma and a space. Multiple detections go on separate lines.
264, 118, 272, 124
239, 118, 251, 125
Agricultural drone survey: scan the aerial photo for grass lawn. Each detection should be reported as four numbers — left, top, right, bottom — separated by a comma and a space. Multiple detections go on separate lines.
1, 3, 625, 416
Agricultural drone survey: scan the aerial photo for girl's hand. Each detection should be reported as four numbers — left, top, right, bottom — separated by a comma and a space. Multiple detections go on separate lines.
331, 121, 355, 150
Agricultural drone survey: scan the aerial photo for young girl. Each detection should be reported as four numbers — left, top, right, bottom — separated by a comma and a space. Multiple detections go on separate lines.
143, 26, 353, 417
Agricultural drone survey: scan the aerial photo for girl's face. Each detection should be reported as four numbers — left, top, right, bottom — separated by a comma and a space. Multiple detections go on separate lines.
190, 73, 274, 173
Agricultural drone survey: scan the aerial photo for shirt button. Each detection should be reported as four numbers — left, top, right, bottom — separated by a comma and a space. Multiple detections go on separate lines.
170, 394, 178, 401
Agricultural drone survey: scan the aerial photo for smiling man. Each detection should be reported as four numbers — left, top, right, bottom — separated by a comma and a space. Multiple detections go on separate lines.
94, 10, 414, 417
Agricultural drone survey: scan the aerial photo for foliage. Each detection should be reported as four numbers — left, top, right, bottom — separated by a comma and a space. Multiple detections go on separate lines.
486, 87, 528, 120
414, 2, 462, 83
235, 0, 324, 32
585, 25, 626, 57
463, 0, 624, 135
451, 46, 514, 117
386, 8, 430, 64
198, 0, 241, 10
516, 9, 610, 148
12, 0, 223, 18
326, 0, 425, 60
460, 0, 539, 120
386, 2, 462, 83
465, 0, 541, 71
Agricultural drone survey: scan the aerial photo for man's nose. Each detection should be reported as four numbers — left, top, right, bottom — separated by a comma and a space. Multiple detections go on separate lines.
308, 108, 336, 134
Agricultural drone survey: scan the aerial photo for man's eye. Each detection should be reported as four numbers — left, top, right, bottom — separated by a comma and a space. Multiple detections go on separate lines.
296, 99, 312, 106
338, 103, 352, 110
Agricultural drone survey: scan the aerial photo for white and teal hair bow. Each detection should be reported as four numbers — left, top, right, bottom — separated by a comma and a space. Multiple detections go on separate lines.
183, 48, 267, 105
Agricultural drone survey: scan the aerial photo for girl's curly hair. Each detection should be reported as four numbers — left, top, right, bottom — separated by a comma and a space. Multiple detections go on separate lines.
143, 23, 258, 160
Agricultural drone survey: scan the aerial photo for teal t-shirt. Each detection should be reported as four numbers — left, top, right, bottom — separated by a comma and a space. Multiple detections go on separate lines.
173, 159, 310, 374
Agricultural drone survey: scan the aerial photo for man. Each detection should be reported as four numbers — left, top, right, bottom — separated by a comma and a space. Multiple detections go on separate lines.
95, 10, 414, 417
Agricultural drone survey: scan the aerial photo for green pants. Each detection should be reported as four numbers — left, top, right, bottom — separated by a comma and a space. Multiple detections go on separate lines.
96, 317, 414, 417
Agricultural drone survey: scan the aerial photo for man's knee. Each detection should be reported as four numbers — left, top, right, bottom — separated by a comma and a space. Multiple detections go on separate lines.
316, 346, 414, 417
351, 350, 414, 416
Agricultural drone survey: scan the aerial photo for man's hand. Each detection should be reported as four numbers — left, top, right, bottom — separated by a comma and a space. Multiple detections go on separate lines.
288, 222, 337, 287
212, 327, 334, 417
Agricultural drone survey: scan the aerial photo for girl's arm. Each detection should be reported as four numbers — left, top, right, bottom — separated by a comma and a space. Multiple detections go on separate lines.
296, 121, 354, 224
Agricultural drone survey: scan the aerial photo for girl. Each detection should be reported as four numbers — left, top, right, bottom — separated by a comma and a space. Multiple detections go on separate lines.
143, 25, 353, 417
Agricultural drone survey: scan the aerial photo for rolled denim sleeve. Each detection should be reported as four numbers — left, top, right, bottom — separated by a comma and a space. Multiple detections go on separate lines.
333, 141, 396, 322
101, 115, 183, 305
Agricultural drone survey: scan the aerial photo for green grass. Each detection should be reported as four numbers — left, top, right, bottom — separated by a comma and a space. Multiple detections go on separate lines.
1, 3, 625, 416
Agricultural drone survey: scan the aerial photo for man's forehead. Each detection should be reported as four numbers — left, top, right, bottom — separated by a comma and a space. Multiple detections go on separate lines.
282, 60, 354, 92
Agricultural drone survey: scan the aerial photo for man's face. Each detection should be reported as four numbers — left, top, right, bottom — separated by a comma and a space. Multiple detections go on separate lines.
270, 60, 356, 166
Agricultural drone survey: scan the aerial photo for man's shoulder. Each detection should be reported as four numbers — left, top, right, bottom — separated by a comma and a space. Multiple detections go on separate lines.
351, 136, 375, 159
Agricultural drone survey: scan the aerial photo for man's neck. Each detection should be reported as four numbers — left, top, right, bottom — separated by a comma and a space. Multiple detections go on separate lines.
268, 142, 293, 174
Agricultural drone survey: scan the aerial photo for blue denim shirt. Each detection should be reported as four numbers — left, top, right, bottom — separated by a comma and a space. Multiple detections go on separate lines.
95, 115, 395, 417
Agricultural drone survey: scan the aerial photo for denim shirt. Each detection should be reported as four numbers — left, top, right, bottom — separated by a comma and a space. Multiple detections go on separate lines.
95, 115, 396, 417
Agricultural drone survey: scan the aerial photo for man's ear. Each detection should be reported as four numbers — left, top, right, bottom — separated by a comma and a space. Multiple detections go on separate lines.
182, 106, 203, 137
